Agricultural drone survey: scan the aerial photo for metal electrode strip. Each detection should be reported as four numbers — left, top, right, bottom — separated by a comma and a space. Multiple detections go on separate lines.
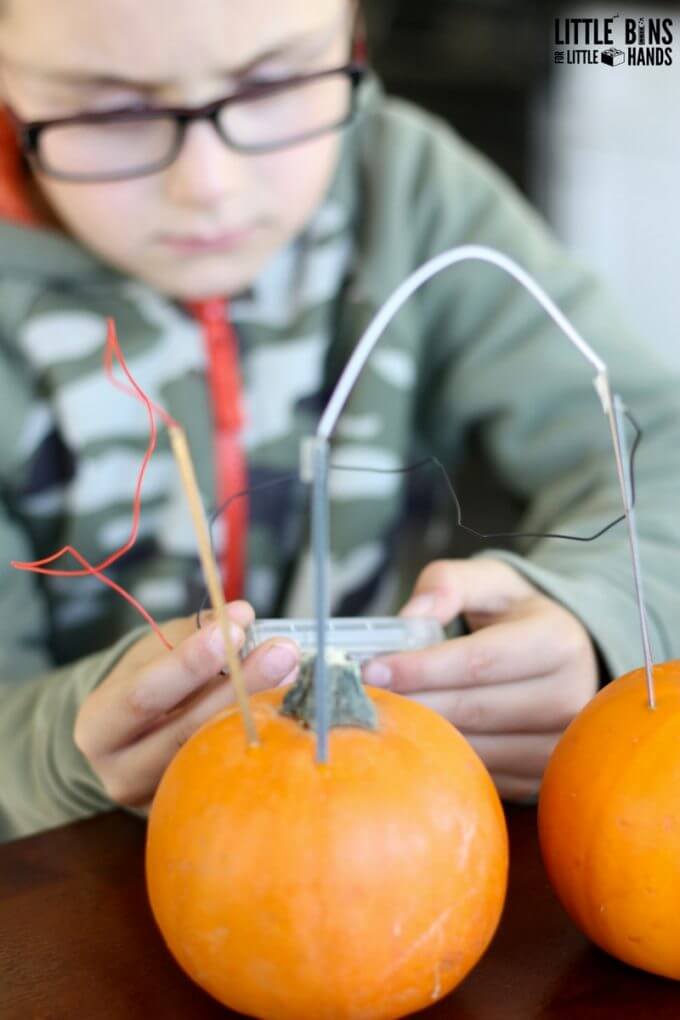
311, 438, 331, 761
610, 393, 656, 707
309, 244, 656, 763
330, 415, 640, 543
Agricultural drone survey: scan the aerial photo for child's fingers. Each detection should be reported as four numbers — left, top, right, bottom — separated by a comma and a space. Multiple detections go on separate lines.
405, 677, 565, 735
366, 613, 568, 693
76, 618, 245, 756
159, 636, 300, 727
398, 558, 536, 624
199, 599, 255, 630
374, 593, 594, 695
405, 655, 598, 734
95, 638, 299, 807
121, 601, 256, 673
464, 732, 562, 777
490, 772, 541, 803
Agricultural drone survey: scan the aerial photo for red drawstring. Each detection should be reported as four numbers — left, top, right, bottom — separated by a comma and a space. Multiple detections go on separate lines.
12, 320, 175, 650
185, 298, 248, 602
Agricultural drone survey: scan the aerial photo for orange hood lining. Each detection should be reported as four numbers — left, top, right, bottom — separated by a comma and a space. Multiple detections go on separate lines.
0, 107, 48, 227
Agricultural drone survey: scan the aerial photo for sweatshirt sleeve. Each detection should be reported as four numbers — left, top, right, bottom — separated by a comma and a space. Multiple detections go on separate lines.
407, 115, 680, 679
0, 501, 144, 842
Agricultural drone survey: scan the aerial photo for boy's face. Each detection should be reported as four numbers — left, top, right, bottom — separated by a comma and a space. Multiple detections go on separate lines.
0, 0, 351, 298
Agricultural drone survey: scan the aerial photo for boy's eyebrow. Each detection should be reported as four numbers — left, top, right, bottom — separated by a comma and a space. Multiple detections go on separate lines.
33, 48, 303, 90
5, 15, 348, 92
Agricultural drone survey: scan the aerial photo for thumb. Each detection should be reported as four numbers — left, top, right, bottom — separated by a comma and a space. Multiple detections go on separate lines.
399, 558, 536, 625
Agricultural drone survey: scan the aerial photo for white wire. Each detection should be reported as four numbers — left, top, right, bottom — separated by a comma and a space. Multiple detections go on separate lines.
312, 242, 657, 709
318, 244, 608, 440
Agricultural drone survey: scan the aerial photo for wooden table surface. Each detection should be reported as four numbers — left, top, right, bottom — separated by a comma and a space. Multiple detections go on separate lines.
1, 805, 679, 1020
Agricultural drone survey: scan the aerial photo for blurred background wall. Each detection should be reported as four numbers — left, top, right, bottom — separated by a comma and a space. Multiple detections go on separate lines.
364, 1, 680, 367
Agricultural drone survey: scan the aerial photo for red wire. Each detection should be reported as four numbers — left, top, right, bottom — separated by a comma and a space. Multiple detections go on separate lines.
11, 319, 179, 651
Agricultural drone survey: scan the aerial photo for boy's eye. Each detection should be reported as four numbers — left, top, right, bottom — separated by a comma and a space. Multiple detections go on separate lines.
244, 75, 289, 87
237, 66, 299, 89
238, 53, 328, 89
80, 101, 145, 117
79, 89, 150, 112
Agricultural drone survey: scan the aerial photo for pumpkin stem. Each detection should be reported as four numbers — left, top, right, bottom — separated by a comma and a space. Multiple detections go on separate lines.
280, 649, 378, 731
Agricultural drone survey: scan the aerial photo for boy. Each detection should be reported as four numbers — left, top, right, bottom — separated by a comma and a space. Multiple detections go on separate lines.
0, 0, 679, 842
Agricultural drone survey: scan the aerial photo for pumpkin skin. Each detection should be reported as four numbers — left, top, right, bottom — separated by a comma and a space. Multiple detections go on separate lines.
146, 684, 508, 1020
538, 661, 680, 979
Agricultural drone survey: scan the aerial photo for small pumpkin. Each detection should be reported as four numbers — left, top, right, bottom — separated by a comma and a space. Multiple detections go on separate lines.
146, 651, 508, 1020
538, 660, 680, 979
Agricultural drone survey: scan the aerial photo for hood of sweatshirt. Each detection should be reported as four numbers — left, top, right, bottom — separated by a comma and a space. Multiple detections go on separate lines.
0, 108, 43, 227
0, 108, 120, 284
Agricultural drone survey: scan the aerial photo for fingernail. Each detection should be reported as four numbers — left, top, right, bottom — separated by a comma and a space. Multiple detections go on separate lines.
262, 643, 298, 682
363, 660, 392, 688
207, 622, 242, 657
400, 593, 436, 617
276, 664, 300, 688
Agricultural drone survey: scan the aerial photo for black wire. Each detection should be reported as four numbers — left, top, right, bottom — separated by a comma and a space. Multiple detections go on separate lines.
625, 409, 640, 505
196, 410, 642, 627
331, 408, 642, 543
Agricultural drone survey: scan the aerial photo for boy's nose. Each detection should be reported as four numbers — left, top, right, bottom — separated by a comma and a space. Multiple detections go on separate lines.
163, 120, 248, 208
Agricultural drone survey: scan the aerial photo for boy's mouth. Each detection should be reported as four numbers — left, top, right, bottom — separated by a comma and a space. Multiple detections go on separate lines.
159, 226, 256, 254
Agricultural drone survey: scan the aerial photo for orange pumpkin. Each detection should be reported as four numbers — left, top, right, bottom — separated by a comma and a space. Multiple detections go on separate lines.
146, 652, 508, 1020
539, 660, 680, 979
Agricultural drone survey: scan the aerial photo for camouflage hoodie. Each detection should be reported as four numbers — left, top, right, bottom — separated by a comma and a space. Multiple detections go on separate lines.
1, 76, 680, 841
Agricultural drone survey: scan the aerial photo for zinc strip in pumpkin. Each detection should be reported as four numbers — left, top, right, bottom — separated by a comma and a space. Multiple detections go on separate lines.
310, 437, 331, 762
169, 425, 259, 746
314, 243, 657, 709
609, 392, 656, 707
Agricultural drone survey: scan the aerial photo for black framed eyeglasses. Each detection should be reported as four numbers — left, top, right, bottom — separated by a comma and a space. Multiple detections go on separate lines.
6, 62, 366, 183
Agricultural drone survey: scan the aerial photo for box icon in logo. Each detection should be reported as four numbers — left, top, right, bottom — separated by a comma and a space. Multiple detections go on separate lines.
602, 47, 625, 66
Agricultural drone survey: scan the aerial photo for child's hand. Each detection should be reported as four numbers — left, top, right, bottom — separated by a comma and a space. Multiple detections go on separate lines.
363, 560, 599, 801
74, 601, 299, 813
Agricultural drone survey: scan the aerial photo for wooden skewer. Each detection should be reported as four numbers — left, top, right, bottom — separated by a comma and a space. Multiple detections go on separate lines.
169, 424, 259, 746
